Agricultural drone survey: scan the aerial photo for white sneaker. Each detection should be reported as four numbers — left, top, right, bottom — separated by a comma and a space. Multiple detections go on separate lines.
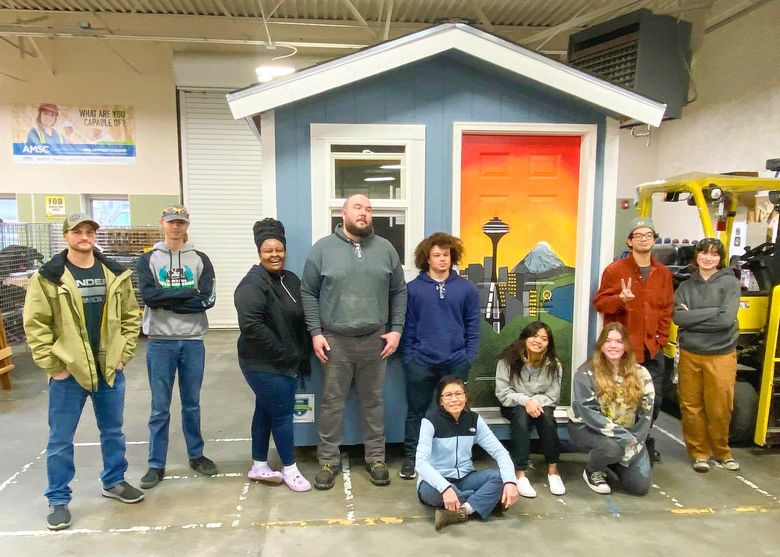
548, 473, 566, 496
583, 469, 611, 495
516, 476, 537, 498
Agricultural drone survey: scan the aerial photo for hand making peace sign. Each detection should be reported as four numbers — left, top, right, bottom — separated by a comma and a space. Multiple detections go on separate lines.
619, 277, 635, 303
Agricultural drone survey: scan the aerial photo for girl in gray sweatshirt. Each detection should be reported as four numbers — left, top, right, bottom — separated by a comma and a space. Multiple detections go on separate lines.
672, 238, 741, 473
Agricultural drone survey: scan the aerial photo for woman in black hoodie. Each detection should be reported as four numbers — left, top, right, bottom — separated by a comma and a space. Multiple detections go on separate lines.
673, 238, 741, 473
234, 219, 311, 491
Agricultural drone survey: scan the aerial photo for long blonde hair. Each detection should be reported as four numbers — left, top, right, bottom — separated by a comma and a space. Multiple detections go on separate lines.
591, 322, 643, 408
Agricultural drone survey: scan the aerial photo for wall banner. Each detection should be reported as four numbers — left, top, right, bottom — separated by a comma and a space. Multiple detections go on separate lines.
12, 103, 136, 165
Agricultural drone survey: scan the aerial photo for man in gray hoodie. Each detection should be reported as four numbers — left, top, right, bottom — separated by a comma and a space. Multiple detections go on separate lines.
301, 194, 407, 490
136, 204, 217, 489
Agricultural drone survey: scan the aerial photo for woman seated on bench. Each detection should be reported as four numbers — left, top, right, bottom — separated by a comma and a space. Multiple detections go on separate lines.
567, 322, 655, 496
416, 375, 519, 531
495, 321, 564, 498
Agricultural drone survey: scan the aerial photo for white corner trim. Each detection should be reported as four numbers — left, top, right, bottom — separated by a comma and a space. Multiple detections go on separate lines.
228, 25, 665, 126
261, 110, 277, 219
600, 117, 620, 275
451, 120, 598, 398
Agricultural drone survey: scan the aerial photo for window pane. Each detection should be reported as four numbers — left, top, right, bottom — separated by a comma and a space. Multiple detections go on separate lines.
334, 157, 403, 200
330, 213, 405, 262
0, 199, 18, 222
90, 199, 130, 227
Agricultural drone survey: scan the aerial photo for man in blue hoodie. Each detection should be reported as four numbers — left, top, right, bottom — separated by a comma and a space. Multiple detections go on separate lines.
136, 204, 217, 489
399, 233, 480, 479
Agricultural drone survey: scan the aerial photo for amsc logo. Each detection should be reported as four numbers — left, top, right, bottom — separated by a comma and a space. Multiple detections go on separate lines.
22, 144, 50, 154
293, 397, 312, 417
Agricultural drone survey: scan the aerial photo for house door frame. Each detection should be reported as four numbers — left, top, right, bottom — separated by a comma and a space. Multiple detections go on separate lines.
451, 121, 613, 394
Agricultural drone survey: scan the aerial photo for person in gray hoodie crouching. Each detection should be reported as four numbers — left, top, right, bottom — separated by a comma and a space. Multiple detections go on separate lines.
673, 238, 741, 474
136, 204, 217, 488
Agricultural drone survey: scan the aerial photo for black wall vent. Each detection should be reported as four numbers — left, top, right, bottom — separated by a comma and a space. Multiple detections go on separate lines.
568, 9, 692, 119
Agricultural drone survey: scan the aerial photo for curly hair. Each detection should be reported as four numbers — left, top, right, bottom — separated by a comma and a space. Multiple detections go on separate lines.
498, 321, 559, 379
413, 233, 464, 272
591, 322, 643, 408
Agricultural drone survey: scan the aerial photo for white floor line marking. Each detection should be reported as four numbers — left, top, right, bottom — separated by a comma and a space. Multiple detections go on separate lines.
72, 438, 250, 448
232, 481, 251, 528
0, 450, 45, 494
651, 483, 684, 508
162, 473, 243, 480
653, 425, 686, 447
734, 475, 779, 502
341, 455, 356, 523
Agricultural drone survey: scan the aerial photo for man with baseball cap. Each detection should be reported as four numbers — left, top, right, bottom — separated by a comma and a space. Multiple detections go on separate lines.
24, 212, 143, 530
594, 217, 674, 462
137, 204, 217, 489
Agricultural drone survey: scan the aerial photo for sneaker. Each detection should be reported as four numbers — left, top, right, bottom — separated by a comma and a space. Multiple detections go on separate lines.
282, 469, 312, 492
548, 473, 566, 496
102, 481, 145, 503
650, 448, 662, 463
582, 469, 611, 494
399, 457, 417, 480
247, 463, 283, 485
314, 463, 340, 490
140, 467, 165, 489
434, 507, 468, 531
47, 504, 71, 531
720, 458, 740, 471
693, 459, 710, 473
516, 475, 537, 498
189, 456, 219, 476
366, 461, 391, 486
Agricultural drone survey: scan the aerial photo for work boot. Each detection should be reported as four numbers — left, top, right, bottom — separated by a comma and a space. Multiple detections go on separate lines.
366, 461, 390, 486
434, 507, 468, 531
314, 463, 340, 490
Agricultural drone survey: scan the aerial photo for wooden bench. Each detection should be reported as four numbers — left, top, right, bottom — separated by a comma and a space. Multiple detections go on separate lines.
0, 311, 14, 390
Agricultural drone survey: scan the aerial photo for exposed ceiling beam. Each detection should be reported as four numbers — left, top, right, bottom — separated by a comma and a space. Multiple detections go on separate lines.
340, 0, 379, 40
383, 0, 394, 40
0, 24, 369, 49
0, 34, 35, 56
470, 1, 494, 33
214, 0, 232, 17
520, 0, 650, 45
28, 36, 54, 76
705, 0, 769, 32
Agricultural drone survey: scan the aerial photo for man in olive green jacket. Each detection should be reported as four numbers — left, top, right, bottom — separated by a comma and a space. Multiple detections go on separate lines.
23, 212, 143, 531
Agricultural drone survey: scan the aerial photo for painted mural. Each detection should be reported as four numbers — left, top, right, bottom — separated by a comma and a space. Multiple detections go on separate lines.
459, 134, 581, 407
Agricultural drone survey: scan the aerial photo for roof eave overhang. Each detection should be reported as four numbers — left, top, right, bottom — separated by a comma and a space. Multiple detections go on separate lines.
227, 24, 666, 127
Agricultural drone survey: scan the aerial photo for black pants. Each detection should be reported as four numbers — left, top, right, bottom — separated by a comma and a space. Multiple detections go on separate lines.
500, 405, 560, 471
641, 349, 665, 452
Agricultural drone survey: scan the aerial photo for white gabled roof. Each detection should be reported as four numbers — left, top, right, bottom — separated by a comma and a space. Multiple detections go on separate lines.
227, 23, 666, 126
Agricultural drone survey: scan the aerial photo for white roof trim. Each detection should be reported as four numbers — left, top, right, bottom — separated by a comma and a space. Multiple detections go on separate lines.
227, 24, 666, 126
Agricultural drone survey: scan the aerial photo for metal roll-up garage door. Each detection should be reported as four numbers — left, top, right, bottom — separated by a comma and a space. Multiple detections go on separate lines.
179, 89, 263, 328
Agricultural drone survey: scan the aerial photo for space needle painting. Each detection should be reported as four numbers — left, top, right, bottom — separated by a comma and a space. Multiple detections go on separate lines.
482, 216, 509, 333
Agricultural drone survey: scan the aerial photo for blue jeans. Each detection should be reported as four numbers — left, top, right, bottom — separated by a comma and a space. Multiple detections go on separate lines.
46, 371, 127, 505
417, 468, 503, 519
403, 359, 471, 458
241, 370, 296, 466
146, 339, 206, 468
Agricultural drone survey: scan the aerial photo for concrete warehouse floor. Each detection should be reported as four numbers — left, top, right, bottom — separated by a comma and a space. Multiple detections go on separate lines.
2, 331, 780, 556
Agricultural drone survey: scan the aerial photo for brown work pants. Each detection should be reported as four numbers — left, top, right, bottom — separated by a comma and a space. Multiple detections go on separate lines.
677, 349, 736, 462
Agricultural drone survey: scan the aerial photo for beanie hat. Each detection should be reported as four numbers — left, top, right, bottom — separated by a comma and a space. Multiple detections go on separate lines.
253, 218, 286, 249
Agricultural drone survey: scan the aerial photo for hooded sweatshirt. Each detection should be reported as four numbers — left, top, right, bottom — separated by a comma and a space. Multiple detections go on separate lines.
672, 267, 740, 355
137, 241, 216, 339
401, 270, 480, 366
300, 224, 407, 337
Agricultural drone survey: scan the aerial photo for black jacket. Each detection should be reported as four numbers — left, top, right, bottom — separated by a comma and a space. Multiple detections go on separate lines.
234, 265, 310, 378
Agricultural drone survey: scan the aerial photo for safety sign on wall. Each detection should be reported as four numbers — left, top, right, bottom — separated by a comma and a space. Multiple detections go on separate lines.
293, 394, 315, 423
45, 195, 66, 218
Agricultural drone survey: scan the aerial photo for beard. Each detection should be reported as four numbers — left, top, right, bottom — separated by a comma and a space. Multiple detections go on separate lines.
344, 220, 373, 238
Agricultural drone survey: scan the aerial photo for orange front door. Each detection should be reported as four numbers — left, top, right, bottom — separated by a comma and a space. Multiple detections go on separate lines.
459, 133, 581, 406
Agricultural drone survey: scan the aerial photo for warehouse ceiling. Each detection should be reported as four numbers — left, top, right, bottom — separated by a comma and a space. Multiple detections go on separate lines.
0, 0, 768, 59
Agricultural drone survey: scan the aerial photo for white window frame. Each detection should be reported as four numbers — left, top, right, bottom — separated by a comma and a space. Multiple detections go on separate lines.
0, 194, 18, 223
86, 195, 131, 226
310, 123, 425, 276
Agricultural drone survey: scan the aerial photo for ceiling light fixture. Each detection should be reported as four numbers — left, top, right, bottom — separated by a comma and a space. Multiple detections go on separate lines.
364, 177, 396, 182
255, 65, 295, 83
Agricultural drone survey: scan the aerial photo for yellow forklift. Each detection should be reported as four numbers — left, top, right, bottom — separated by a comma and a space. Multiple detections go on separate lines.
635, 162, 780, 446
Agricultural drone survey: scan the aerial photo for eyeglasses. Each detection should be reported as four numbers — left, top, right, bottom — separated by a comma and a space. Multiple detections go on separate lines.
631, 232, 656, 240
441, 391, 466, 400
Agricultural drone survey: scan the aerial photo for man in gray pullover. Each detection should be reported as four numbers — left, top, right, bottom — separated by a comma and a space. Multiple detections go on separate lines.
301, 194, 407, 490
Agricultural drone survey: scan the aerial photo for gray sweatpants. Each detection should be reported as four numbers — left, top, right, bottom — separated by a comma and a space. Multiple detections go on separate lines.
318, 330, 387, 465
